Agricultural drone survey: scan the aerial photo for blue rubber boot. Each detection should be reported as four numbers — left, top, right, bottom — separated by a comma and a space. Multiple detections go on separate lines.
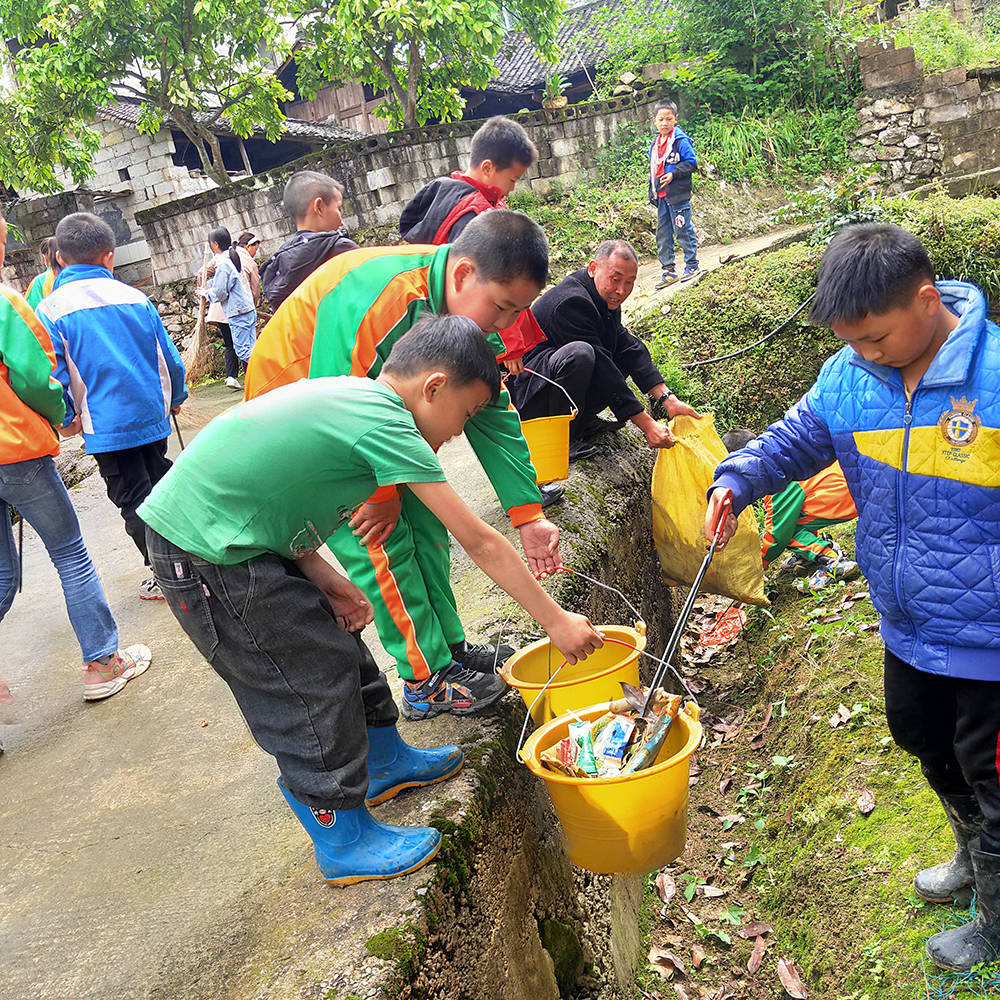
278, 782, 441, 886
365, 725, 464, 805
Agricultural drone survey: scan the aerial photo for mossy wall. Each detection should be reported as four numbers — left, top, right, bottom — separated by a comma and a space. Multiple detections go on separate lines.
634, 193, 1000, 434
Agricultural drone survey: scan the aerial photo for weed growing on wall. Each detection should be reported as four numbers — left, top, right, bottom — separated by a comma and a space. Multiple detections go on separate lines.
885, 6, 1000, 73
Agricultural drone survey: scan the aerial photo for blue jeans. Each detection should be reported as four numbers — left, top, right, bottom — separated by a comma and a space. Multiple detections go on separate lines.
227, 310, 257, 362
656, 199, 700, 275
0, 456, 117, 662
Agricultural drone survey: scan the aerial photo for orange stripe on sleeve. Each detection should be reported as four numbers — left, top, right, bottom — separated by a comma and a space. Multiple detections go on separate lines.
350, 267, 433, 377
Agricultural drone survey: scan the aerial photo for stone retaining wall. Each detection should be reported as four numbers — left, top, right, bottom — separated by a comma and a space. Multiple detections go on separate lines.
853, 38, 1000, 188
136, 86, 671, 285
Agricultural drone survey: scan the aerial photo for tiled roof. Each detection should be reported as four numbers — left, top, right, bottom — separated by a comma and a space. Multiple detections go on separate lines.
489, 0, 634, 93
97, 102, 363, 144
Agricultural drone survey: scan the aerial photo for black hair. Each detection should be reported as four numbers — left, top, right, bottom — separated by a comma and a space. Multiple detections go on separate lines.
54, 213, 116, 264
721, 428, 756, 452
470, 116, 538, 170
39, 237, 52, 260
282, 170, 343, 224
50, 240, 63, 275
237, 231, 259, 246
654, 101, 678, 116
450, 210, 548, 287
382, 314, 501, 404
809, 223, 935, 326
209, 226, 241, 273
594, 239, 638, 264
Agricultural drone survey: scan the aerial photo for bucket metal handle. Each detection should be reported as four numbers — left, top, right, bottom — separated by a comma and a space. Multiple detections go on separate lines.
521, 367, 579, 419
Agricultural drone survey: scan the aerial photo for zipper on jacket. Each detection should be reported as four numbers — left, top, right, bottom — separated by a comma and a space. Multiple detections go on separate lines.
892, 393, 917, 633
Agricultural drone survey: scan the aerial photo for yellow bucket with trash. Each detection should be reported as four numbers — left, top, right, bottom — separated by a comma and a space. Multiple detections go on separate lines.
520, 700, 702, 873
500, 623, 646, 725
518, 368, 578, 484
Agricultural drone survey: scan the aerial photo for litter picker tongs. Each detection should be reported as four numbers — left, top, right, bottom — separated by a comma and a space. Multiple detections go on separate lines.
638, 488, 734, 718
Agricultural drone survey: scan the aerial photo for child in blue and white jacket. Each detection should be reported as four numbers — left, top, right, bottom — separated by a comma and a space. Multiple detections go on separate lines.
705, 223, 1000, 974
204, 226, 257, 364
37, 212, 187, 600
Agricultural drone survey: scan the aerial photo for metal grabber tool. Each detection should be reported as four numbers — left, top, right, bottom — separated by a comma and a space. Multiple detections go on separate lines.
638, 488, 734, 718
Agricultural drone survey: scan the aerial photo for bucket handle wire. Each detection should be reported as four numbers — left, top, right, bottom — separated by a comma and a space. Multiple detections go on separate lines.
520, 367, 579, 419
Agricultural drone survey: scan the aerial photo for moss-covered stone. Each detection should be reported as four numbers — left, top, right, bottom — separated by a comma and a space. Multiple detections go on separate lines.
538, 917, 585, 996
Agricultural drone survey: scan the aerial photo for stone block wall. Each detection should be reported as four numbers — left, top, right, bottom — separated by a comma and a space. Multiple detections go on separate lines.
853, 38, 1000, 188
136, 87, 669, 284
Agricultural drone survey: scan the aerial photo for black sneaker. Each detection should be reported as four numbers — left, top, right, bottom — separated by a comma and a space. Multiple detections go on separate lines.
577, 415, 628, 441
401, 662, 508, 720
569, 440, 599, 463
539, 483, 565, 510
449, 640, 515, 673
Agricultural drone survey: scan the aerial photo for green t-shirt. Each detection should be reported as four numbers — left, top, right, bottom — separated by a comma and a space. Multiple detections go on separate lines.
138, 377, 447, 564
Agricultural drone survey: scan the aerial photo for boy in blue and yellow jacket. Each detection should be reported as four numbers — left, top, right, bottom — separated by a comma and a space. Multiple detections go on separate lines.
705, 224, 1000, 973
37, 212, 187, 601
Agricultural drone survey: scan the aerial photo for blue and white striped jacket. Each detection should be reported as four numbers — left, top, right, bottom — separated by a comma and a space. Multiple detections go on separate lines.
713, 281, 1000, 680
37, 265, 188, 454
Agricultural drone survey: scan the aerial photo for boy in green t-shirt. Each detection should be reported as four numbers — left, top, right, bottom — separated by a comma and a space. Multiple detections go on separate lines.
138, 315, 602, 886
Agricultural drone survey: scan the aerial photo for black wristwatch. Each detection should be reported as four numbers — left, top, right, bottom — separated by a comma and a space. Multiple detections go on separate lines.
648, 390, 675, 420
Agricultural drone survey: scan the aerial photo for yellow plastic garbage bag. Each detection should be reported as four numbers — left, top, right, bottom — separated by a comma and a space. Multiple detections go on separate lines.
651, 413, 769, 607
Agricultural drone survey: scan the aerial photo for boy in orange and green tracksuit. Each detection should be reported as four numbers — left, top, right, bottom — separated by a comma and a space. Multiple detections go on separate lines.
26, 237, 56, 309
723, 428, 859, 590
245, 210, 558, 719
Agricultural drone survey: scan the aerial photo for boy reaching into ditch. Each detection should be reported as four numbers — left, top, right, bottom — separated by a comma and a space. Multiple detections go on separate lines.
706, 223, 1000, 973
138, 315, 602, 887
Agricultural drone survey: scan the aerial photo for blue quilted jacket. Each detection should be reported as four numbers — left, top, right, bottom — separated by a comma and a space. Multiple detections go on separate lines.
713, 281, 1000, 681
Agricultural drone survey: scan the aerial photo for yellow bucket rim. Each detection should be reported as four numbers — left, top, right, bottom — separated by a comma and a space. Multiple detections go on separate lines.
520, 411, 577, 427
520, 701, 703, 787
500, 625, 646, 693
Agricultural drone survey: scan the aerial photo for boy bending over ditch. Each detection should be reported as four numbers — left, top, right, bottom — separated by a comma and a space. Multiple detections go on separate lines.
138, 316, 602, 886
706, 223, 1000, 973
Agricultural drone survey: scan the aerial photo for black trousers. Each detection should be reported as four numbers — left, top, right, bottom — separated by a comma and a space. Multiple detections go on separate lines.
513, 343, 610, 438
213, 322, 243, 380
146, 528, 398, 810
93, 438, 172, 565
884, 649, 1000, 847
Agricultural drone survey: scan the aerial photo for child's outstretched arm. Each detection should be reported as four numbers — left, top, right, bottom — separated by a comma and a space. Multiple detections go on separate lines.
705, 391, 836, 548
409, 480, 603, 664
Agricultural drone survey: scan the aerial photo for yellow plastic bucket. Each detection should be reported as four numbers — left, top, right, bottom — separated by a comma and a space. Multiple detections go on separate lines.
521, 413, 576, 484
500, 624, 646, 725
520, 702, 703, 874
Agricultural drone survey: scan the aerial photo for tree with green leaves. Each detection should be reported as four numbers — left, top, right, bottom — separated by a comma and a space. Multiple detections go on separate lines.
294, 0, 562, 129
0, 0, 295, 190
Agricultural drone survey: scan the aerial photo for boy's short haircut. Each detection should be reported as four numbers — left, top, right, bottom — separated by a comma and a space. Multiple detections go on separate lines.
282, 170, 344, 224
470, 116, 538, 170
654, 101, 678, 116
382, 314, 502, 404
809, 223, 935, 326
55, 213, 116, 265
721, 428, 756, 452
594, 239, 638, 264
39, 237, 52, 259
450, 210, 548, 287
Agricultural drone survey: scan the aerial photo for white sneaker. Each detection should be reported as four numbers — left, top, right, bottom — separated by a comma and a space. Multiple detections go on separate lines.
225, 376, 242, 390
83, 644, 152, 701
138, 577, 165, 601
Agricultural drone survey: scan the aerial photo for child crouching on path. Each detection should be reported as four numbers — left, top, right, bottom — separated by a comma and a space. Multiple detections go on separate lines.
706, 223, 1000, 972
138, 315, 602, 887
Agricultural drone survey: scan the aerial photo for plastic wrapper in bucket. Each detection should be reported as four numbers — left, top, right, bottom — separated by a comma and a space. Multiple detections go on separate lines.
652, 413, 768, 607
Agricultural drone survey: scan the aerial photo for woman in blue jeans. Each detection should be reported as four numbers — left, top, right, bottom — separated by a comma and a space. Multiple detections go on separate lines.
0, 212, 149, 708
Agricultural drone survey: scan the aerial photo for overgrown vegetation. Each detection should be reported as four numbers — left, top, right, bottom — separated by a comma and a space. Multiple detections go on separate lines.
883, 5, 1000, 73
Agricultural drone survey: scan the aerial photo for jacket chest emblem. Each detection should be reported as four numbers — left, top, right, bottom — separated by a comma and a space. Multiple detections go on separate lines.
938, 395, 980, 448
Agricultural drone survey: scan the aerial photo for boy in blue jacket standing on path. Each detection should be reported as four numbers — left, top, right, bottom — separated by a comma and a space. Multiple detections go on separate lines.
37, 213, 188, 602
649, 101, 700, 289
705, 224, 1000, 973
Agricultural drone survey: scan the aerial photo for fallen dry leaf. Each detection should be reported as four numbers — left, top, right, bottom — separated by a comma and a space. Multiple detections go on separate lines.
777, 958, 809, 998
691, 943, 706, 969
828, 703, 852, 728
749, 731, 767, 750
747, 935, 771, 975
761, 702, 773, 729
673, 984, 690, 1000
739, 921, 774, 939
698, 884, 727, 898
719, 777, 733, 795
857, 788, 876, 816
648, 945, 686, 980
656, 871, 677, 906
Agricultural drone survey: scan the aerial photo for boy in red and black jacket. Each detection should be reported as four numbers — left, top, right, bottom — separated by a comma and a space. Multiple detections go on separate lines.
399, 116, 537, 245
